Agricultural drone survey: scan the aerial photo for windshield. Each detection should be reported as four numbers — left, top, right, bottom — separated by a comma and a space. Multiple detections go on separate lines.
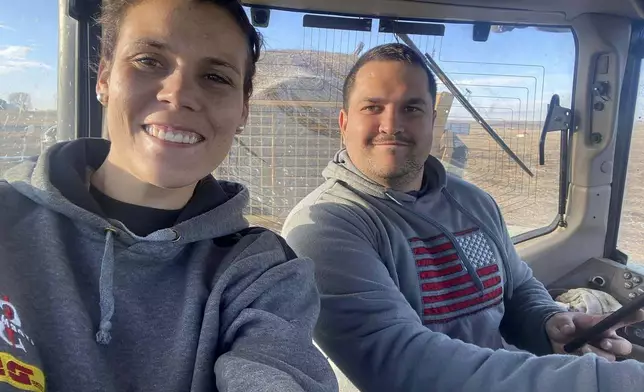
0, 0, 58, 176
215, 8, 576, 237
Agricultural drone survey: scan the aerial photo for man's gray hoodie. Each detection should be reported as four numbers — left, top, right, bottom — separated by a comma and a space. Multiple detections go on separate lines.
0, 139, 337, 392
282, 149, 644, 392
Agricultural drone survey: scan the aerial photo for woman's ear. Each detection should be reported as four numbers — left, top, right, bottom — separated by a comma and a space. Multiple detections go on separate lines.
96, 60, 110, 105
242, 102, 249, 124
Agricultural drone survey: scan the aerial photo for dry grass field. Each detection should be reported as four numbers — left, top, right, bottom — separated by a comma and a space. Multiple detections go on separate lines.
0, 110, 55, 174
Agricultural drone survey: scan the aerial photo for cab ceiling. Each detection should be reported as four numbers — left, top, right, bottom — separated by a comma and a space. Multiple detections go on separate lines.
244, 0, 644, 25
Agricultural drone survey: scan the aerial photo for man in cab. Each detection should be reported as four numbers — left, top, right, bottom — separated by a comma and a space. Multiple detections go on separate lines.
282, 42, 644, 392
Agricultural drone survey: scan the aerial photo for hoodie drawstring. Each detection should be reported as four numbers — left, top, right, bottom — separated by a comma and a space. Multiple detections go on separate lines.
94, 227, 181, 345
96, 227, 117, 345
385, 190, 485, 292
384, 191, 404, 206
441, 188, 514, 300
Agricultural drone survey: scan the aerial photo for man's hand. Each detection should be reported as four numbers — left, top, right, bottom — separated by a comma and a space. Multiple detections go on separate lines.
546, 310, 644, 361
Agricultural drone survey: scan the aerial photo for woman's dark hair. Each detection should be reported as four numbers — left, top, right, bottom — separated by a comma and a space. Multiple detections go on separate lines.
97, 0, 262, 102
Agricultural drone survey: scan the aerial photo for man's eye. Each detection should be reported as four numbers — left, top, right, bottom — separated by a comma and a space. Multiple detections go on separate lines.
362, 105, 381, 112
405, 106, 423, 113
205, 73, 232, 85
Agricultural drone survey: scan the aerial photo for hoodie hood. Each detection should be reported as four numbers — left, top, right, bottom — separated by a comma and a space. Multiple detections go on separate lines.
4, 138, 249, 243
318, 149, 493, 295
3, 138, 249, 344
322, 149, 447, 204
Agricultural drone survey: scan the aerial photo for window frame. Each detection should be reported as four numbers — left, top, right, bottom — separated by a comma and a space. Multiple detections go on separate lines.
247, 5, 581, 242
68, 0, 103, 139
71, 1, 580, 242
604, 22, 644, 263
514, 30, 580, 245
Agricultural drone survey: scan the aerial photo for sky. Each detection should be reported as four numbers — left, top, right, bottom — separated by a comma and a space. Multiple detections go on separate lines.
0, 0, 58, 110
259, 9, 577, 127
1, 1, 638, 124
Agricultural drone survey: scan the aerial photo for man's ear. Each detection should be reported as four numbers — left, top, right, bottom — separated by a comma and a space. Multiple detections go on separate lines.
339, 108, 349, 141
96, 60, 110, 101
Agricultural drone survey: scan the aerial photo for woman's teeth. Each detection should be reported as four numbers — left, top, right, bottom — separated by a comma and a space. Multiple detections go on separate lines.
144, 125, 202, 145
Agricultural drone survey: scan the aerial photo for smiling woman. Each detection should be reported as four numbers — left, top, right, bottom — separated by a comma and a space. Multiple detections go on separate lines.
0, 0, 337, 391
93, 0, 257, 209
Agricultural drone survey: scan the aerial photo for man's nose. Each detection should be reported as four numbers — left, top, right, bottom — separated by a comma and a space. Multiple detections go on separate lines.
379, 108, 403, 134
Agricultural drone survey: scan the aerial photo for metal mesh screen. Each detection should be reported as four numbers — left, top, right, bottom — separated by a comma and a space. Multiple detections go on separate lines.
217, 101, 342, 226
215, 16, 574, 235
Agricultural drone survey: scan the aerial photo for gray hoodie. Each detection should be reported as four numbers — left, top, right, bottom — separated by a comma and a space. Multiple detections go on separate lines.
0, 139, 337, 392
282, 149, 644, 392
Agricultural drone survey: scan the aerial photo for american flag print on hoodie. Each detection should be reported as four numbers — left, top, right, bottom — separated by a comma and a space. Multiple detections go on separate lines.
410, 227, 504, 324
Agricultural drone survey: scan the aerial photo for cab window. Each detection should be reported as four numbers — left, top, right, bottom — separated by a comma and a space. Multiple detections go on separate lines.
216, 8, 576, 238
617, 62, 644, 266
0, 0, 59, 177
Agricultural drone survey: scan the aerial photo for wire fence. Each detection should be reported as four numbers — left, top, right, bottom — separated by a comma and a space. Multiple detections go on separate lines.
216, 100, 342, 223
215, 23, 568, 234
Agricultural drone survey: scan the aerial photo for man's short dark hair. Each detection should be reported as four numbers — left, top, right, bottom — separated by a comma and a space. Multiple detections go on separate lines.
342, 43, 438, 110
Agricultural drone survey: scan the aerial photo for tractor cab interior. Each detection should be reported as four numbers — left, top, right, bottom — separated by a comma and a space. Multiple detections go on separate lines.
2, 0, 644, 389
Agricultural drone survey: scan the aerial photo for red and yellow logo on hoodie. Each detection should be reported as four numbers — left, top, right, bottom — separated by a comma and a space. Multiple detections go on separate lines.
1, 297, 35, 353
0, 352, 45, 392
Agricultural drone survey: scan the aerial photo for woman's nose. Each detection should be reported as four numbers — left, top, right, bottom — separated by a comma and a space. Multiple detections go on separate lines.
156, 70, 202, 112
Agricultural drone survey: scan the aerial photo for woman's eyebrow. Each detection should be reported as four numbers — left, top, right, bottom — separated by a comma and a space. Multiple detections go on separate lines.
127, 38, 241, 76
129, 38, 168, 51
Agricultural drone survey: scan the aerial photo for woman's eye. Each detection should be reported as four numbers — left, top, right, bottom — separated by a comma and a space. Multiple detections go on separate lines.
134, 57, 161, 68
